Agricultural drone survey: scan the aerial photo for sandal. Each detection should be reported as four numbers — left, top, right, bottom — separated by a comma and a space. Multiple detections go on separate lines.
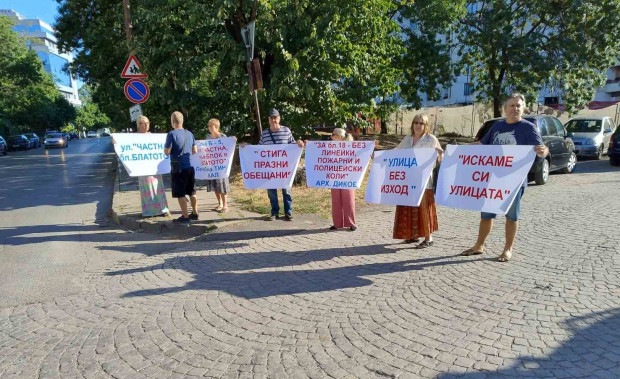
498, 250, 512, 262
460, 247, 484, 256
218, 207, 229, 213
415, 241, 434, 249
404, 238, 420, 244
214, 206, 223, 211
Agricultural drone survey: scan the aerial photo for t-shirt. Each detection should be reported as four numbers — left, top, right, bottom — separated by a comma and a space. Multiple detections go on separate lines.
258, 126, 295, 145
480, 119, 543, 146
480, 119, 543, 187
165, 128, 196, 169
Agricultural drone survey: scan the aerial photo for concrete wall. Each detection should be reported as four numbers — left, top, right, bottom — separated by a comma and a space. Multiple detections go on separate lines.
386, 103, 620, 137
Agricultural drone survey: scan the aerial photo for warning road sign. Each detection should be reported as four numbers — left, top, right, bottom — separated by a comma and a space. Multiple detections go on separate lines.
121, 55, 148, 78
124, 79, 150, 104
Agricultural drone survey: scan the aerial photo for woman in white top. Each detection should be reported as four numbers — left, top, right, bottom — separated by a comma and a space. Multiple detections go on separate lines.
393, 114, 444, 248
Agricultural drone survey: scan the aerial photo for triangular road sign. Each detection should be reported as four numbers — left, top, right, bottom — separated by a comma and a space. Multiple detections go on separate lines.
121, 55, 148, 78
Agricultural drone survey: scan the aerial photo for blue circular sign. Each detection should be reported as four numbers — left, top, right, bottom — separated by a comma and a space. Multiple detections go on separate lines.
124, 79, 150, 104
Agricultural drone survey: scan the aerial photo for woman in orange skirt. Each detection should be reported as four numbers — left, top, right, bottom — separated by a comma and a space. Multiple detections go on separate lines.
393, 114, 443, 249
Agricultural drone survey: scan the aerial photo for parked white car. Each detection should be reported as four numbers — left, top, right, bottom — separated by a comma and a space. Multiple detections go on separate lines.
564, 116, 616, 159
87, 131, 98, 138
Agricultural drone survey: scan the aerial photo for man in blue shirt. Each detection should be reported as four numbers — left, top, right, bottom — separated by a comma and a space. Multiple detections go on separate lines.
461, 93, 548, 262
164, 111, 198, 223
259, 108, 304, 221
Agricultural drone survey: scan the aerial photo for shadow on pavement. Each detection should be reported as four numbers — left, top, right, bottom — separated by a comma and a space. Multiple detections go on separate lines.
106, 245, 484, 299
438, 308, 620, 378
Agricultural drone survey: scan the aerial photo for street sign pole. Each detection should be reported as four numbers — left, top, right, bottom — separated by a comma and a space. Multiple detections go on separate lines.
241, 21, 262, 135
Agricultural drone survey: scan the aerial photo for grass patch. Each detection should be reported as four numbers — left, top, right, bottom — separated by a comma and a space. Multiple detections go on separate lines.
229, 159, 373, 219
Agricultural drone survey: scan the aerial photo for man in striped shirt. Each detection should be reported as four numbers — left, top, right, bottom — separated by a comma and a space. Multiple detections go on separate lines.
260, 108, 305, 221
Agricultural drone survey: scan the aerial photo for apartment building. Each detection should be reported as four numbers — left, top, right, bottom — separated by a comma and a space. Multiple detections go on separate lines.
0, 9, 81, 106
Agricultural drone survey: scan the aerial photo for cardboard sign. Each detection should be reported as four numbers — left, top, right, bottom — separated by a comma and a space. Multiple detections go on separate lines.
239, 144, 302, 189
191, 137, 236, 180
305, 140, 374, 189
111, 133, 169, 176
365, 148, 437, 206
435, 145, 536, 214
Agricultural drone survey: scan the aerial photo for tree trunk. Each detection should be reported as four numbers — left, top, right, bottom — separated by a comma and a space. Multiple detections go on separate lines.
493, 96, 501, 118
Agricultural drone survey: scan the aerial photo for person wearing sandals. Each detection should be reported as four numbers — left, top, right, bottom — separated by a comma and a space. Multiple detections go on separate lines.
392, 114, 444, 249
115, 116, 170, 218
204, 118, 233, 213
328, 128, 357, 231
461, 93, 548, 262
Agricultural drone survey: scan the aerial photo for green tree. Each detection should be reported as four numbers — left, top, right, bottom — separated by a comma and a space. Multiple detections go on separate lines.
457, 0, 620, 116
75, 102, 111, 132
0, 15, 75, 135
55, 0, 404, 139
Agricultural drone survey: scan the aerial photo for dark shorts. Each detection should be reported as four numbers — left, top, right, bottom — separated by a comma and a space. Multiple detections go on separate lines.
481, 187, 524, 222
171, 167, 196, 198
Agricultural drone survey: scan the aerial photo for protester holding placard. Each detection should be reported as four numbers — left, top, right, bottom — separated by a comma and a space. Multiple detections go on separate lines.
135, 116, 170, 217
204, 118, 232, 213
258, 108, 304, 221
461, 93, 548, 262
164, 111, 199, 224
327, 128, 359, 231
393, 114, 444, 249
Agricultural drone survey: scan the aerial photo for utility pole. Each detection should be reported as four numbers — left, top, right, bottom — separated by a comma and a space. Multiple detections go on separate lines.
122, 0, 134, 53
241, 21, 262, 136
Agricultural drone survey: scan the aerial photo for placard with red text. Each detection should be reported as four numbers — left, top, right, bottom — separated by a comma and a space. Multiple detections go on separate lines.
239, 144, 303, 189
364, 148, 437, 206
435, 145, 536, 214
191, 137, 236, 180
305, 141, 374, 189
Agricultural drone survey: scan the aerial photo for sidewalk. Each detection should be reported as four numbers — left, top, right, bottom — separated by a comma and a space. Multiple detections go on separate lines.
109, 160, 263, 238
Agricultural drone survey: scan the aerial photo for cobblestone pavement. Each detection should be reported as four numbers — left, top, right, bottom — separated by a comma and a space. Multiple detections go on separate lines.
1, 159, 620, 378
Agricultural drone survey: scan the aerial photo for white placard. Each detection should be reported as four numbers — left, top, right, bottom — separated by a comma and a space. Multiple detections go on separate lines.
111, 133, 169, 176
239, 144, 302, 189
304, 140, 374, 189
435, 145, 536, 214
365, 148, 437, 206
191, 137, 236, 180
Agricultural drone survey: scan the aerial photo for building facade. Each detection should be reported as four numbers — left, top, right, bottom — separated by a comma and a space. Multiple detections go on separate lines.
0, 9, 81, 106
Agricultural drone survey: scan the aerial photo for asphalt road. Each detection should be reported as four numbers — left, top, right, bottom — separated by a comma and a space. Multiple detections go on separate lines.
0, 137, 171, 307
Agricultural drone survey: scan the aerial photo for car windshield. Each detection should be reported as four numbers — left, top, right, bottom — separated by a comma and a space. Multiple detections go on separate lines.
46, 133, 62, 138
8, 136, 23, 141
565, 120, 601, 133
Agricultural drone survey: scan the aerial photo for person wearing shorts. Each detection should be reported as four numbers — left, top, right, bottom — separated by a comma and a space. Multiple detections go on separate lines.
164, 111, 198, 223
461, 93, 548, 262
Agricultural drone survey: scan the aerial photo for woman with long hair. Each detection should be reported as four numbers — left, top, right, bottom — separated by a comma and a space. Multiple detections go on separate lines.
393, 114, 443, 248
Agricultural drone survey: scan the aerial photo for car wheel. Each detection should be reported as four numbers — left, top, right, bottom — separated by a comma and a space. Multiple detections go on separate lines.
535, 158, 550, 185
561, 152, 577, 174
611, 156, 620, 166
595, 145, 603, 160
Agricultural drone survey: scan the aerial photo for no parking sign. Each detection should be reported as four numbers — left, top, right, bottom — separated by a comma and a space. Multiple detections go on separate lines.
124, 79, 150, 104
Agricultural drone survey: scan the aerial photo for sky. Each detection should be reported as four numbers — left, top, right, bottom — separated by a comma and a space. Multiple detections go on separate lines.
0, 0, 59, 26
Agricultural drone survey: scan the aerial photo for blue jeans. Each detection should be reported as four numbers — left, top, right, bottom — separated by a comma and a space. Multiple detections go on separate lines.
481, 187, 524, 222
267, 189, 292, 216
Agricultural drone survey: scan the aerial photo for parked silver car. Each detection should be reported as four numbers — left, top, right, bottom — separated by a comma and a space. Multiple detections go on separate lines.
564, 116, 616, 159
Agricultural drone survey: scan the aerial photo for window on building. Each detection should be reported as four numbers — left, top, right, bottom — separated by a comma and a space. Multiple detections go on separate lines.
544, 96, 559, 105
464, 83, 473, 96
